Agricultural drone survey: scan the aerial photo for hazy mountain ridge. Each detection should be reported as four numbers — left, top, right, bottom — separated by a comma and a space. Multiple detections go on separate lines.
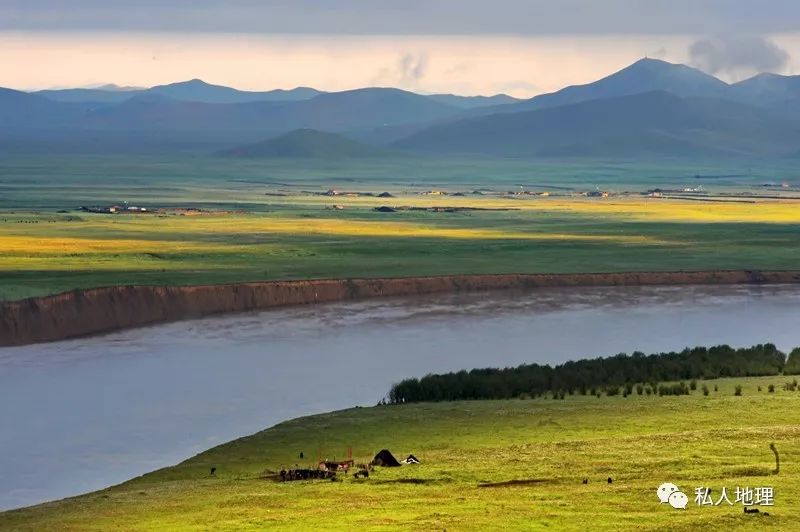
34, 79, 324, 104
32, 79, 518, 108
395, 91, 800, 158
5, 59, 800, 158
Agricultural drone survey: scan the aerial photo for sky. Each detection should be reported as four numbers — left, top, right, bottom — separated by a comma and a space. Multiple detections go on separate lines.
2, 1, 800, 96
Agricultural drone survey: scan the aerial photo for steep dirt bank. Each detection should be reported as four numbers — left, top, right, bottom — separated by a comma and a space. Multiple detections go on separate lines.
2, 270, 799, 347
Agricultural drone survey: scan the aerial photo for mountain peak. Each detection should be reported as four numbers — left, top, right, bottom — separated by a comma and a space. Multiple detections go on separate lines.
160, 79, 214, 88
630, 57, 673, 67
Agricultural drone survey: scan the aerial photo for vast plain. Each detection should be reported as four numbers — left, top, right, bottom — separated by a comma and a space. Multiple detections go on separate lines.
3, 155, 800, 301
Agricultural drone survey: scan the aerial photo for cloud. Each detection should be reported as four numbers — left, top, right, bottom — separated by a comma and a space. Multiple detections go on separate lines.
4, 1, 800, 35
372, 52, 429, 87
689, 35, 790, 78
398, 52, 429, 82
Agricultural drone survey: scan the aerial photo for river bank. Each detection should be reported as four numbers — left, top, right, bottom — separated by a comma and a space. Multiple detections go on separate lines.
2, 270, 800, 346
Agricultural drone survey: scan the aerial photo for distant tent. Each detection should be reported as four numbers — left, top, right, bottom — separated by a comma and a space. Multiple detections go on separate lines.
378, 192, 394, 198
402, 454, 420, 465
371, 449, 401, 467
374, 206, 396, 213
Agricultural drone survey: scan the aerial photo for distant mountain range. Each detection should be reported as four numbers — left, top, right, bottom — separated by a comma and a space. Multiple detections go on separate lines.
3, 58, 800, 158
35, 79, 324, 105
32, 79, 520, 109
395, 91, 800, 158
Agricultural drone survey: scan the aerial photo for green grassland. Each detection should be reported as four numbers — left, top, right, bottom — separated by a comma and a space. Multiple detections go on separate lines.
2, 375, 798, 531
2, 155, 800, 301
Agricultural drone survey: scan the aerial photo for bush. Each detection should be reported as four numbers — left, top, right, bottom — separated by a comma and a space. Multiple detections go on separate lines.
690, 379, 697, 391
735, 385, 743, 396
606, 386, 621, 397
658, 383, 690, 396
768, 384, 775, 393
636, 384, 644, 395
758, 386, 762, 392
714, 384, 719, 392
702, 384, 709, 396
645, 386, 653, 396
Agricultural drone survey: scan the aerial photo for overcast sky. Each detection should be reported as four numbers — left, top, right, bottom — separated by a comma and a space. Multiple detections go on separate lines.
2, 1, 799, 95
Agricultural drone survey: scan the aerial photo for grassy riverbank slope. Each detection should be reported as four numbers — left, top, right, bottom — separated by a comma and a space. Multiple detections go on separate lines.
2, 375, 799, 530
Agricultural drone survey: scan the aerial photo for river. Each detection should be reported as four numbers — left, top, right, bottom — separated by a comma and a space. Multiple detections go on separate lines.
2, 284, 800, 510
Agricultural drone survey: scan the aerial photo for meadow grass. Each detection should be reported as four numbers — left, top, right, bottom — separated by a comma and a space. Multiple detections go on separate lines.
1, 375, 798, 530
0, 194, 800, 300
3, 195, 800, 301
3, 154, 800, 301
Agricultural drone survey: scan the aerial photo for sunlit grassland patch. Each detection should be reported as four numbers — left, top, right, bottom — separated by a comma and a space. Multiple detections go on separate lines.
21, 214, 669, 245
275, 194, 800, 224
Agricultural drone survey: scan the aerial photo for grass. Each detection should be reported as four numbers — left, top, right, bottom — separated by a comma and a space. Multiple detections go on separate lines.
0, 201, 800, 299
1, 375, 798, 530
3, 196, 800, 300
3, 154, 800, 300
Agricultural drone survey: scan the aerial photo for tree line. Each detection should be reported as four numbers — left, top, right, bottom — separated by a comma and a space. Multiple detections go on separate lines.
388, 344, 800, 404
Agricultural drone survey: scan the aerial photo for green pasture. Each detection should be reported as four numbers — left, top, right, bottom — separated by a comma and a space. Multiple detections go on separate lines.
2, 376, 798, 530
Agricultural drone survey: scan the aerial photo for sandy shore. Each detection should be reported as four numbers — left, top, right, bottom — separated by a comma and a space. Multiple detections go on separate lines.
2, 270, 800, 347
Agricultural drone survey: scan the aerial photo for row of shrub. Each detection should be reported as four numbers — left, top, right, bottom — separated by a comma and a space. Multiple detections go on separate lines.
388, 344, 800, 404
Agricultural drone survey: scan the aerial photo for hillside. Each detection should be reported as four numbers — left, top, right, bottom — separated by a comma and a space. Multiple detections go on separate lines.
1, 375, 796, 530
52, 88, 460, 136
219, 129, 388, 158
0, 88, 85, 128
395, 91, 800, 158
470, 58, 731, 116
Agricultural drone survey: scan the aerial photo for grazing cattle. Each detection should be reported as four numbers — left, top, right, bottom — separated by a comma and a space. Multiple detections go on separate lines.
582, 479, 588, 485
607, 477, 613, 484
210, 467, 216, 476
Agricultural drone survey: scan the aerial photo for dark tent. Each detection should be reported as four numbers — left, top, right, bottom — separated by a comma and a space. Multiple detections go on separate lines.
403, 454, 420, 464
371, 449, 401, 467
